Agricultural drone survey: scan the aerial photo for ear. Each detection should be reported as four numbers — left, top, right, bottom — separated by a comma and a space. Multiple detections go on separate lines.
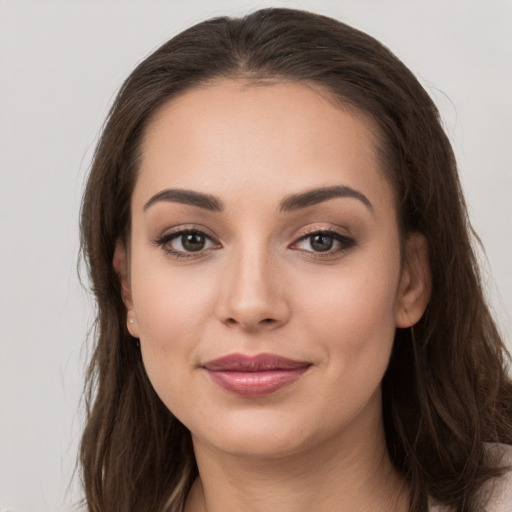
395, 233, 431, 328
113, 241, 140, 338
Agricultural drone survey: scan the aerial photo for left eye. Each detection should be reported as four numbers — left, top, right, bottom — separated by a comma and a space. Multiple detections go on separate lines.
292, 231, 354, 253
155, 230, 218, 255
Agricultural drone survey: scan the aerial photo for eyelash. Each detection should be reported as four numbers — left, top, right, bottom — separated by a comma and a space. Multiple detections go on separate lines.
153, 228, 219, 259
153, 227, 356, 260
291, 229, 356, 257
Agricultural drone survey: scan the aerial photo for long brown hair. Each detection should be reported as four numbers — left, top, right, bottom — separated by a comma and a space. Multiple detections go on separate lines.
79, 8, 512, 512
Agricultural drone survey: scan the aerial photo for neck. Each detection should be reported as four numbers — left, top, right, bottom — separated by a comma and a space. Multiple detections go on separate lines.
185, 399, 409, 512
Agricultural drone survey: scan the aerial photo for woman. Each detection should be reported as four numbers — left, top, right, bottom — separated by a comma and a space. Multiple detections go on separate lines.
79, 8, 512, 512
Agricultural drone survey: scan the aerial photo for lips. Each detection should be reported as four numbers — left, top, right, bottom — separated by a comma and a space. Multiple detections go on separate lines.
202, 353, 311, 396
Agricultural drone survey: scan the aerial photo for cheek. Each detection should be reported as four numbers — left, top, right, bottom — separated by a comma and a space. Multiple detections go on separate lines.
297, 255, 400, 338
129, 257, 218, 400
132, 255, 215, 339
288, 266, 399, 437
293, 252, 401, 383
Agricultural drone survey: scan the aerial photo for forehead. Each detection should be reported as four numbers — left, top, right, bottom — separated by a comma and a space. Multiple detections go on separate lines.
135, 80, 393, 213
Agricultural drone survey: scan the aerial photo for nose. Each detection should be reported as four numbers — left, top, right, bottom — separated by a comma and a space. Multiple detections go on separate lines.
215, 244, 291, 332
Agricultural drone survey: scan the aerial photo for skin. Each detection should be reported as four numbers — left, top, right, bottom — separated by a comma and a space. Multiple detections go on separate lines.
115, 80, 431, 512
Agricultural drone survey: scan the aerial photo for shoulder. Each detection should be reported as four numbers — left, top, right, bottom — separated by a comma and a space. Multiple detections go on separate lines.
429, 444, 512, 512
482, 443, 512, 512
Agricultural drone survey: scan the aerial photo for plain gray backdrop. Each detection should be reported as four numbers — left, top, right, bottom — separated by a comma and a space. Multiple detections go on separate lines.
1, 1, 511, 510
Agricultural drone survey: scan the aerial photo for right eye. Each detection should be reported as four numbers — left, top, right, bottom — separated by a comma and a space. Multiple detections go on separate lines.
154, 229, 219, 258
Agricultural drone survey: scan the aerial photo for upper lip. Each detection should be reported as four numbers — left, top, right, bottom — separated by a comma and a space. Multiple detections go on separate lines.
203, 353, 311, 372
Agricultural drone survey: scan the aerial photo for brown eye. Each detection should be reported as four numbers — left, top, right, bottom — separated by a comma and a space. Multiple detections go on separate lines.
154, 229, 219, 257
291, 230, 356, 256
181, 232, 206, 252
310, 234, 334, 252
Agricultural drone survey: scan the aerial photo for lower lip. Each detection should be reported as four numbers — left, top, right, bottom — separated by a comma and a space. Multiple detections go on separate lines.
205, 367, 309, 397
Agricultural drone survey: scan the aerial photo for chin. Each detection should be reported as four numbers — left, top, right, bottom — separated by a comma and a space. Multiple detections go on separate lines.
187, 406, 339, 460
196, 428, 314, 459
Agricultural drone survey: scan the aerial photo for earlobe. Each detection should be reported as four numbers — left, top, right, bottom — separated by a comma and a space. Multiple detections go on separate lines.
395, 233, 431, 328
113, 242, 140, 338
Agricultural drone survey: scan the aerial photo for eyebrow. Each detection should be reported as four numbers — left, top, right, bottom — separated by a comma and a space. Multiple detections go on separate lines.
279, 185, 374, 213
144, 189, 223, 212
143, 185, 373, 214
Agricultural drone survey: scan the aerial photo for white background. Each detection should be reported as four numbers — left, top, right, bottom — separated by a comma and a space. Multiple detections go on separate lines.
0, 1, 511, 510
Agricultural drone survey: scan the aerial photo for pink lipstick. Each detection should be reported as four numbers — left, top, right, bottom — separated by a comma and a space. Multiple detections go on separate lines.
202, 353, 311, 397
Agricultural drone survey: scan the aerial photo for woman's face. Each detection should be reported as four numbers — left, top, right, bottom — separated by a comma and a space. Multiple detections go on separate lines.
117, 80, 429, 458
